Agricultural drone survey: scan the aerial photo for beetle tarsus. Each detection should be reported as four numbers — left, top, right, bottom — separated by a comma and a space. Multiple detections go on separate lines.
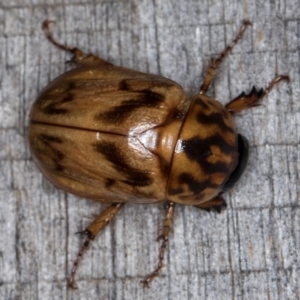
68, 231, 95, 289
142, 202, 175, 287
263, 75, 290, 97
68, 203, 124, 289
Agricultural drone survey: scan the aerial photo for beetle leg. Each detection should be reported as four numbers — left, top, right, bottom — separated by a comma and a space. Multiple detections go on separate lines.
142, 201, 175, 288
42, 20, 112, 65
199, 20, 252, 94
194, 195, 227, 213
225, 75, 290, 114
68, 203, 124, 289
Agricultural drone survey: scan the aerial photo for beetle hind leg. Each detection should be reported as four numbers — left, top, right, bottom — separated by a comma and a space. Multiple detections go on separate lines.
68, 203, 124, 289
142, 202, 175, 288
199, 20, 252, 94
42, 20, 111, 65
225, 75, 290, 114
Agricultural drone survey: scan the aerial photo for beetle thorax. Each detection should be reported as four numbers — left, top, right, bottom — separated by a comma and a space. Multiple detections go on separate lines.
166, 94, 238, 205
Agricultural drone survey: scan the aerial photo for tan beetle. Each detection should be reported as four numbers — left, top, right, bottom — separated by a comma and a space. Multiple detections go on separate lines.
28, 20, 289, 288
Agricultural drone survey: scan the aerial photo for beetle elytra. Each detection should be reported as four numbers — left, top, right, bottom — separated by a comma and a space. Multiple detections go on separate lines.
28, 20, 289, 288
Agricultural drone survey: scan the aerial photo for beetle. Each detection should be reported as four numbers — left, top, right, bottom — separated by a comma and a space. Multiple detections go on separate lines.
28, 20, 289, 288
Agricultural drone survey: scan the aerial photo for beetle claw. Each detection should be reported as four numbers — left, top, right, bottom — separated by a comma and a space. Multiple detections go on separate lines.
75, 229, 89, 236
156, 234, 164, 242
141, 279, 150, 288
68, 279, 78, 290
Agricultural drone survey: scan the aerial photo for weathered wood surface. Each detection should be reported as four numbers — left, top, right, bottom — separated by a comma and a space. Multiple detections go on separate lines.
0, 1, 299, 299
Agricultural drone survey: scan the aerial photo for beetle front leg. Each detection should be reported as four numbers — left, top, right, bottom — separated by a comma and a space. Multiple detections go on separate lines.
68, 203, 124, 289
142, 201, 175, 288
225, 75, 290, 114
199, 20, 252, 94
42, 20, 112, 65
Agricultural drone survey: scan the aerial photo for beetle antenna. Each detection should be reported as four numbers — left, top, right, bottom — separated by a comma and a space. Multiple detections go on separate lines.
42, 20, 77, 54
200, 20, 252, 94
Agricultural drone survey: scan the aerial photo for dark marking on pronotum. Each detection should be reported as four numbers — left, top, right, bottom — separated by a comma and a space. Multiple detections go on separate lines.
196, 112, 235, 134
95, 89, 165, 124
168, 187, 184, 196
94, 141, 153, 187
182, 135, 235, 157
178, 172, 219, 195
194, 98, 210, 110
181, 136, 237, 174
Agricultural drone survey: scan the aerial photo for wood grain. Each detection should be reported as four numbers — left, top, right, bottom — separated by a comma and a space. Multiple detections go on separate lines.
0, 1, 299, 299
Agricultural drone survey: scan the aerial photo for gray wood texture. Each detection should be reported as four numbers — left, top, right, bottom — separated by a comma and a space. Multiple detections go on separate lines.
0, 0, 299, 299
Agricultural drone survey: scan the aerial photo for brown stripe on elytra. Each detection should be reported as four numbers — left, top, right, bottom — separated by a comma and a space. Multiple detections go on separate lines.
38, 134, 65, 171
94, 141, 153, 187
42, 103, 68, 115
95, 89, 165, 124
119, 79, 130, 90
178, 172, 219, 195
39, 82, 75, 115
105, 178, 115, 188
196, 112, 235, 134
39, 134, 63, 144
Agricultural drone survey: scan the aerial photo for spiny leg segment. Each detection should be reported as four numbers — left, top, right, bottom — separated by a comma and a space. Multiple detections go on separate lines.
68, 203, 124, 289
225, 75, 290, 114
142, 202, 175, 287
200, 20, 252, 94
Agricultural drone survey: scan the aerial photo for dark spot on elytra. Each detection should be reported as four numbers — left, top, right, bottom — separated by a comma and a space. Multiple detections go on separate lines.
39, 134, 62, 143
105, 178, 115, 188
196, 112, 234, 134
38, 135, 65, 172
43, 104, 68, 115
119, 79, 130, 90
55, 150, 64, 161
181, 136, 236, 174
122, 173, 153, 187
41, 82, 75, 114
178, 172, 219, 195
95, 89, 165, 123
94, 141, 153, 187
61, 94, 74, 103
55, 164, 64, 172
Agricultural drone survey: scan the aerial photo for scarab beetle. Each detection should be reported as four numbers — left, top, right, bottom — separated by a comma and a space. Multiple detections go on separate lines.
28, 20, 289, 288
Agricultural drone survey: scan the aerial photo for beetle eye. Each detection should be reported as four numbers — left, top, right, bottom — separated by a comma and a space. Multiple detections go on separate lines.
222, 134, 249, 192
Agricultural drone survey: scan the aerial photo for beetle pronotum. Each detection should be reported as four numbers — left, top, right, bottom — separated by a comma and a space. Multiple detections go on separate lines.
28, 20, 289, 288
